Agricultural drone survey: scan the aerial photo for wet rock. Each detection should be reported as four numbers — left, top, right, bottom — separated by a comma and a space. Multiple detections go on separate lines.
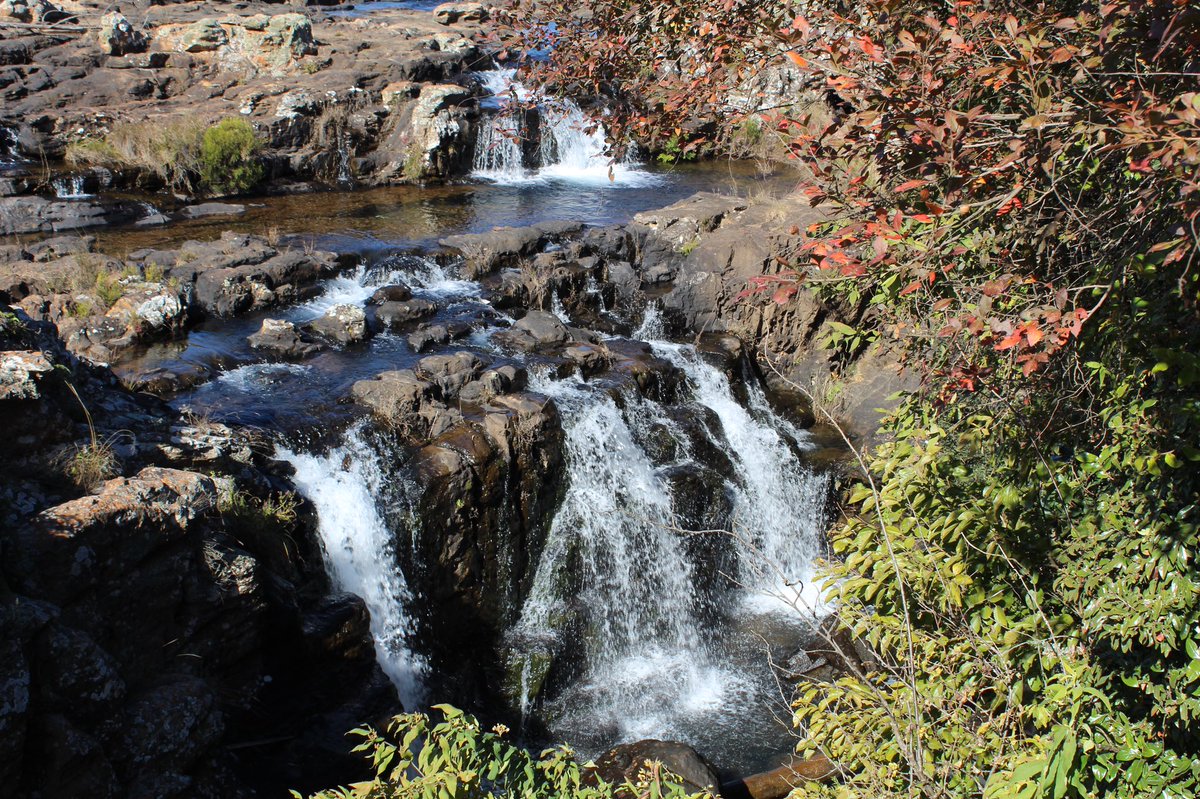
590, 740, 719, 795
350, 369, 436, 425
373, 298, 437, 328
440, 221, 584, 278
433, 1, 490, 24
248, 318, 325, 359
305, 303, 369, 345
492, 310, 570, 352
367, 284, 412, 305
564, 343, 610, 376
415, 351, 485, 399
118, 363, 211, 396
0, 350, 52, 400
408, 323, 449, 353
180, 202, 246, 219
0, 196, 140, 236
98, 12, 147, 56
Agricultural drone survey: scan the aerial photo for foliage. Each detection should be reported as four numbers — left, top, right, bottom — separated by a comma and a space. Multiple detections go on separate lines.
66, 117, 206, 193
498, 1, 1200, 798
296, 705, 708, 799
199, 117, 264, 196
65, 116, 263, 195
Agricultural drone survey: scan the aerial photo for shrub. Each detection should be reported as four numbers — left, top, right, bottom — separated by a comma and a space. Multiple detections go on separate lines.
66, 118, 205, 193
295, 705, 707, 799
199, 117, 264, 196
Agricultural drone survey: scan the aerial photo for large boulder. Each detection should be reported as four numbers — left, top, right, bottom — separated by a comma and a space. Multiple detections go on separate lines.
590, 740, 719, 796
491, 310, 570, 352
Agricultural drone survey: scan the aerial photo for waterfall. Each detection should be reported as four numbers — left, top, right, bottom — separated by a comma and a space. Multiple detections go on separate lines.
52, 174, 91, 199
472, 70, 528, 182
471, 70, 660, 186
279, 424, 427, 707
0, 126, 19, 165
512, 374, 736, 742
651, 342, 830, 617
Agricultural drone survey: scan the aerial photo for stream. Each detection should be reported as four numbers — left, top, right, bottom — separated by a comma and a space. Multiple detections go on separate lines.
94, 71, 833, 777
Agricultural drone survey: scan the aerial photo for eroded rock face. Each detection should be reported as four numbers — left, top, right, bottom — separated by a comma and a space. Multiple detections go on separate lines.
0, 313, 397, 796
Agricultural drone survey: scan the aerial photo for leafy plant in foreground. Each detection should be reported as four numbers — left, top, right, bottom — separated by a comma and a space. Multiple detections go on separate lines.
297, 705, 708, 799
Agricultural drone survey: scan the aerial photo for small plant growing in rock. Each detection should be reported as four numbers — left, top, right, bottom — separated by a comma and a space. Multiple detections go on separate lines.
93, 270, 125, 309
66, 440, 117, 492
143, 262, 165, 283
199, 117, 264, 196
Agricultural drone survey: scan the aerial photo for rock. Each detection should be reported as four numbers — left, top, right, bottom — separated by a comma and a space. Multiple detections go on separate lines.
433, 1, 489, 25
180, 202, 246, 219
8, 468, 219, 605
305, 303, 369, 345
350, 369, 436, 424
415, 351, 485, 399
492, 310, 570, 352
590, 740, 719, 796
0, 351, 53, 400
373, 298, 437, 328
0, 0, 66, 23
0, 196, 141, 236
97, 12, 148, 56
367, 284, 412, 305
721, 755, 836, 799
261, 13, 317, 64
564, 343, 610, 375
248, 318, 325, 358
441, 221, 584, 278
174, 18, 228, 53
396, 84, 475, 181
407, 324, 449, 353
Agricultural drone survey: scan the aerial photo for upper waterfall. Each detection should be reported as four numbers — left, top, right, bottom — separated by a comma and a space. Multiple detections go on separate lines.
472, 69, 662, 187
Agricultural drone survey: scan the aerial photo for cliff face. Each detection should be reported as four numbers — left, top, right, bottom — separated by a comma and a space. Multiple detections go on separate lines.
0, 313, 397, 797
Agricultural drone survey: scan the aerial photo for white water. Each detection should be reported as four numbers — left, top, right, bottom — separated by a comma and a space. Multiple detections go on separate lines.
286, 256, 479, 324
52, 174, 92, 199
279, 424, 427, 706
472, 70, 661, 187
651, 342, 830, 618
513, 374, 749, 742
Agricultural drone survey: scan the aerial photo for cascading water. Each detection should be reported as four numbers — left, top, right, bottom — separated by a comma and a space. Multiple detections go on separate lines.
505, 343, 832, 769
52, 174, 92, 199
651, 342, 831, 617
472, 70, 660, 186
279, 423, 427, 707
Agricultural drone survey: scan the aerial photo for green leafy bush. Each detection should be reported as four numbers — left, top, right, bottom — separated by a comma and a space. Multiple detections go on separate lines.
297, 705, 707, 799
199, 117, 264, 196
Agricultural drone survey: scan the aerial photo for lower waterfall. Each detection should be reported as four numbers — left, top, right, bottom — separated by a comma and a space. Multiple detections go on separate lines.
279, 424, 427, 708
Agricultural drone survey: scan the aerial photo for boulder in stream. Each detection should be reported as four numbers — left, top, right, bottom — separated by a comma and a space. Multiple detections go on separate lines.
248, 318, 326, 358
305, 303, 369, 345
590, 740, 719, 796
